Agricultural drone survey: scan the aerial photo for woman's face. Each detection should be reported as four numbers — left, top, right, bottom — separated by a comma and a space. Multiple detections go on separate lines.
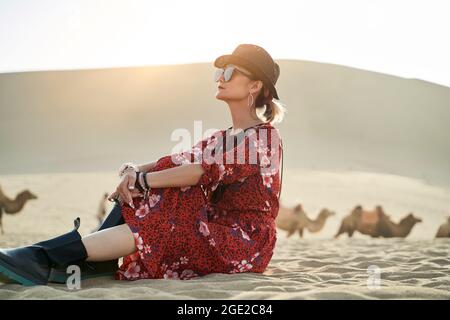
215, 64, 261, 102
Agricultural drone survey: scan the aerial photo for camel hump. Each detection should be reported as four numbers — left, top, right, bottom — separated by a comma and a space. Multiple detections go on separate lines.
361, 211, 379, 225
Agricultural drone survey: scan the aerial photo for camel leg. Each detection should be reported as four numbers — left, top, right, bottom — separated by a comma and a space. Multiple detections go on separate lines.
286, 228, 296, 238
348, 229, 354, 238
334, 222, 346, 238
298, 228, 304, 238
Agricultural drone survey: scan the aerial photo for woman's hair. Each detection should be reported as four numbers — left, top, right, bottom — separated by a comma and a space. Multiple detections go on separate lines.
253, 85, 287, 124
242, 67, 286, 124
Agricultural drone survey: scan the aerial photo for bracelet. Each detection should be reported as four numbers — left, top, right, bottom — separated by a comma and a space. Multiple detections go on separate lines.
134, 172, 145, 192
141, 172, 151, 200
143, 172, 151, 200
119, 162, 139, 178
142, 172, 150, 191
143, 172, 150, 190
137, 171, 149, 192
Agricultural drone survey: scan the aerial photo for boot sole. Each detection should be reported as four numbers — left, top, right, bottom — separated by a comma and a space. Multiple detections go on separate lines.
0, 254, 43, 286
0, 260, 115, 286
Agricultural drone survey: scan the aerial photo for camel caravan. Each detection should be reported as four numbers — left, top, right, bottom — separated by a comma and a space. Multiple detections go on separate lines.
0, 183, 448, 239
276, 202, 447, 239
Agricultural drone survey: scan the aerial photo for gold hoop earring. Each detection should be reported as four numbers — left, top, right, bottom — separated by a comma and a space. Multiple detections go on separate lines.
247, 92, 254, 108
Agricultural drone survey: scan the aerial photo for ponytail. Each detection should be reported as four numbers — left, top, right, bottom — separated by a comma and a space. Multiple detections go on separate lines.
254, 86, 287, 124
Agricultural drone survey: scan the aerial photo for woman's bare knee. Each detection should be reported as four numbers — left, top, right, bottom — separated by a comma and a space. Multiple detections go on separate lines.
82, 224, 136, 262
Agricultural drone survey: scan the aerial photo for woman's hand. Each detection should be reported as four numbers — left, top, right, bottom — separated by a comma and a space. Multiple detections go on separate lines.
107, 172, 141, 208
107, 188, 144, 205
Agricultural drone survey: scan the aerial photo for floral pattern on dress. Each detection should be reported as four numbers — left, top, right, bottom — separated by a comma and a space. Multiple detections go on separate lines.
116, 122, 282, 281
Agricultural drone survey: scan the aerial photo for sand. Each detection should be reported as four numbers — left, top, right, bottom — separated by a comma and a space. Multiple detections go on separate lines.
0, 170, 449, 299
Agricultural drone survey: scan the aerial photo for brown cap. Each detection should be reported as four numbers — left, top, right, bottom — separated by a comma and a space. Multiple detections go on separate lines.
214, 44, 280, 99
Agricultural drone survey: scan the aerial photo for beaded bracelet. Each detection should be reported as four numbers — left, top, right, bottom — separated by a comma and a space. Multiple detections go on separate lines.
119, 162, 139, 178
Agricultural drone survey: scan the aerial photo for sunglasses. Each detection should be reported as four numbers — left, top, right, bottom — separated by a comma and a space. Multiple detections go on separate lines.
214, 64, 253, 82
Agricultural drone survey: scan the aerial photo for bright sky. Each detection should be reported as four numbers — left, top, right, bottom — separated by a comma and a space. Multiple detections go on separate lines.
0, 0, 449, 87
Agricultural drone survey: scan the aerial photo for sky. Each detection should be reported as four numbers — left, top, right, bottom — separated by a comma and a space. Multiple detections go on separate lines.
0, 0, 449, 87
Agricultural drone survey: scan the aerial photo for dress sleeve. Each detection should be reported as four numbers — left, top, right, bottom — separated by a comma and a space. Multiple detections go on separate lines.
190, 127, 282, 188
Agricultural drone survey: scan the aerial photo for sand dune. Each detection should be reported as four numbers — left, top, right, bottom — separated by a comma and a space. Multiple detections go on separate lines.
0, 170, 448, 299
1, 60, 449, 186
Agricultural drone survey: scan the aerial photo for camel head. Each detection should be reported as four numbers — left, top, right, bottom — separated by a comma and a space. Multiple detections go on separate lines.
18, 190, 38, 201
402, 213, 422, 225
318, 208, 335, 219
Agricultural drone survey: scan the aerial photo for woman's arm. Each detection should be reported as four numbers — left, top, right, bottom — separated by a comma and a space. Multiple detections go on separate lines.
137, 161, 157, 173
145, 163, 205, 188
108, 163, 205, 208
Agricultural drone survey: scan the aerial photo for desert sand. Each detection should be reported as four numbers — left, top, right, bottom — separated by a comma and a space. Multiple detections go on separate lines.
0, 169, 448, 299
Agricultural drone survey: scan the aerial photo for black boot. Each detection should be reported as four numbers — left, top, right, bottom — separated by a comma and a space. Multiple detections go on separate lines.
48, 199, 125, 283
0, 218, 88, 286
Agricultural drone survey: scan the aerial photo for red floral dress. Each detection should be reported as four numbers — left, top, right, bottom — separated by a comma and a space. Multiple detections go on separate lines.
116, 122, 283, 280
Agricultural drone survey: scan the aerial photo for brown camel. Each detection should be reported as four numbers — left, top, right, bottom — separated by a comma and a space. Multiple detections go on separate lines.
91, 192, 110, 232
96, 192, 109, 225
276, 204, 302, 236
435, 216, 450, 238
334, 205, 422, 238
0, 184, 38, 234
276, 203, 335, 238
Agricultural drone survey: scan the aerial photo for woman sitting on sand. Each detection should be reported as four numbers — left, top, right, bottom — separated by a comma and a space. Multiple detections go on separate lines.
0, 44, 286, 286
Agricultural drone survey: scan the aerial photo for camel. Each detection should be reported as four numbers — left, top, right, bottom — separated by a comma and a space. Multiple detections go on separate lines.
334, 205, 422, 238
0, 184, 38, 234
276, 204, 302, 236
276, 203, 335, 238
92, 193, 110, 232
96, 192, 109, 225
435, 216, 450, 238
